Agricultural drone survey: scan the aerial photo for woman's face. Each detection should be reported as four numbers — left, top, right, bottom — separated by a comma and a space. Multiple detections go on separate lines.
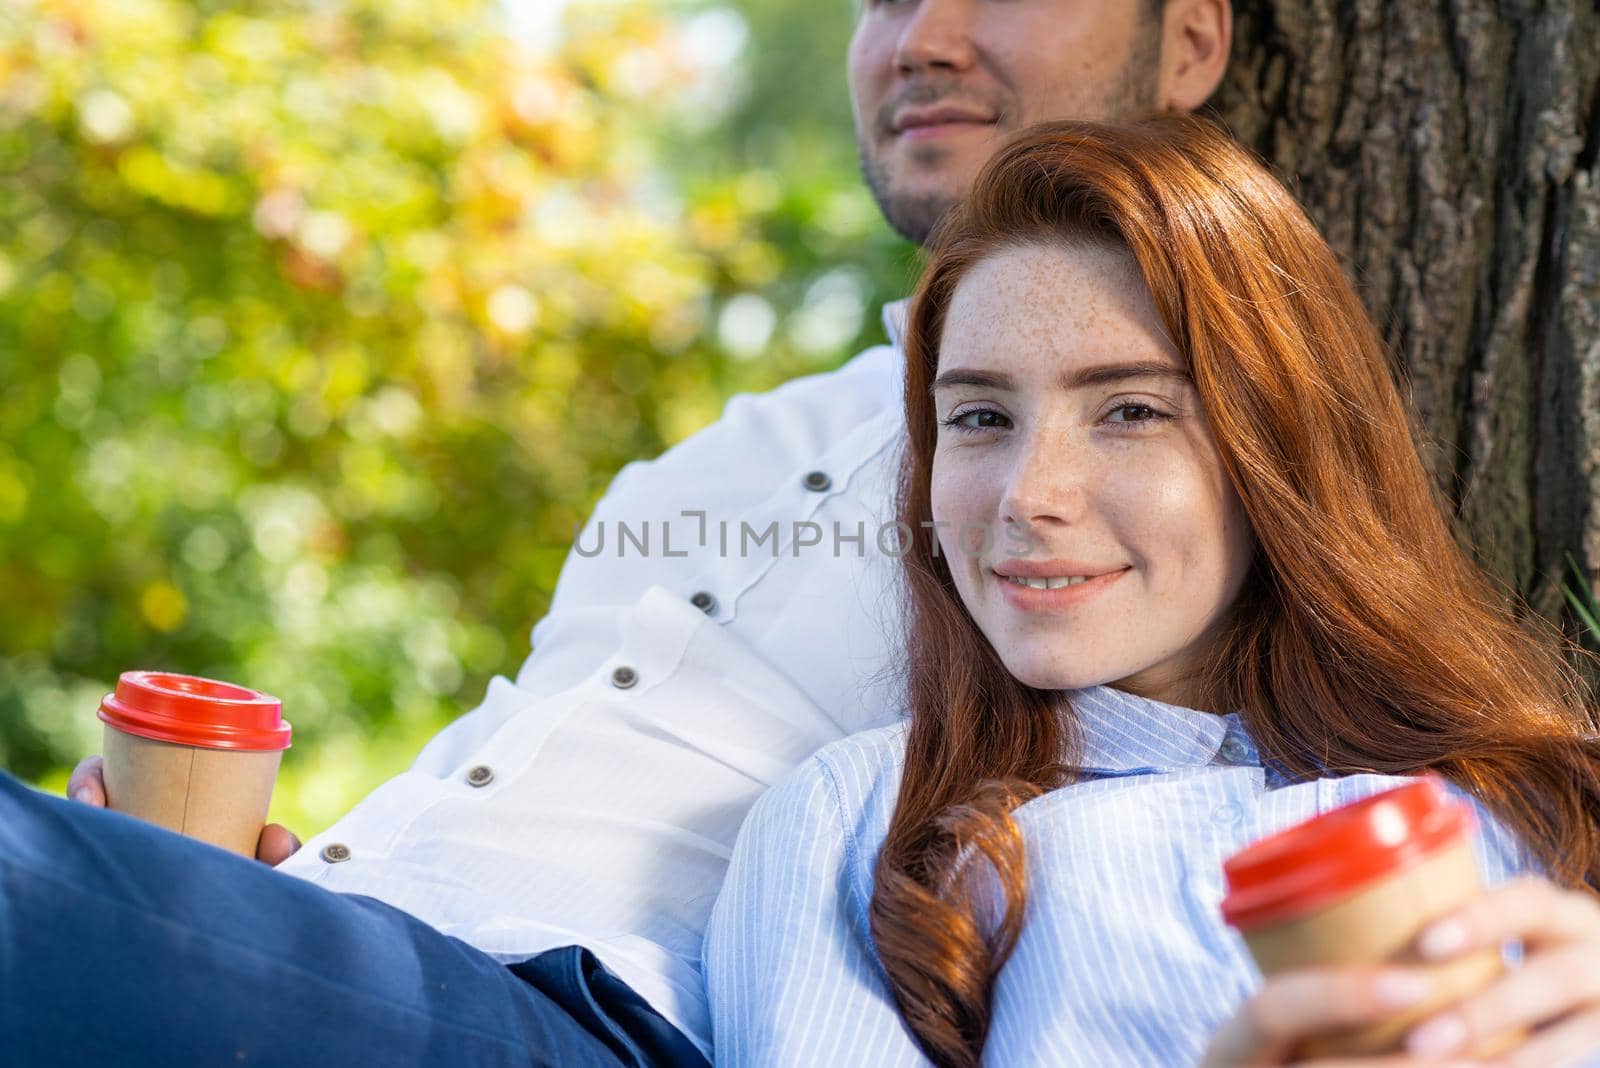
930, 241, 1255, 707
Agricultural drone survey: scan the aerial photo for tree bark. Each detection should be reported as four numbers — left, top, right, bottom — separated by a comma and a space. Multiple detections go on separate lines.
1212, 0, 1600, 628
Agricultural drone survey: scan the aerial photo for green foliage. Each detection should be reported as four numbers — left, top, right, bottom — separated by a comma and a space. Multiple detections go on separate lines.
0, 0, 906, 832
1564, 552, 1600, 648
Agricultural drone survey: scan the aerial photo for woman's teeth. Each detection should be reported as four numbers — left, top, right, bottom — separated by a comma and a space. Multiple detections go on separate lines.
1005, 575, 1090, 590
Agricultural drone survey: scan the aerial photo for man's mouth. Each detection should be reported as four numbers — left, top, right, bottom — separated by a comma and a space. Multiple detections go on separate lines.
891, 104, 997, 141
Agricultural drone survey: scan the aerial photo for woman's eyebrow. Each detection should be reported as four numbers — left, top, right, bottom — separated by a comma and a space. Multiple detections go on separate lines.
929, 368, 1013, 394
1061, 361, 1191, 389
930, 361, 1190, 395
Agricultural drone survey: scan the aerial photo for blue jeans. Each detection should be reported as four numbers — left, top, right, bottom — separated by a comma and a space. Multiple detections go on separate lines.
0, 772, 709, 1067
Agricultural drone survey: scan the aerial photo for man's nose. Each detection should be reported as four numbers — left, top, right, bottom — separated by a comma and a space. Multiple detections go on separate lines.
894, 0, 979, 75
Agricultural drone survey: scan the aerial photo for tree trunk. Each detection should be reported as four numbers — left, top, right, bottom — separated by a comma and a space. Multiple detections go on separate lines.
1212, 0, 1600, 630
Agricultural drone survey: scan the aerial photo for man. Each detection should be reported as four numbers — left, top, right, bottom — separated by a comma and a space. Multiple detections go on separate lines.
16, 1, 1231, 1063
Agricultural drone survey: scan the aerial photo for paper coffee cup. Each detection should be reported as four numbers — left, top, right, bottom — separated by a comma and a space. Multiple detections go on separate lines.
1221, 777, 1518, 1057
97, 671, 292, 857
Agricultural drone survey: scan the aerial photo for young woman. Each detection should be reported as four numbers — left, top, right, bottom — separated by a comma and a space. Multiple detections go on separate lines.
702, 116, 1600, 1067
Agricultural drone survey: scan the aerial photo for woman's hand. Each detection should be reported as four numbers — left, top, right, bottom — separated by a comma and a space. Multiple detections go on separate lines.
1202, 966, 1473, 1067
1400, 875, 1600, 1067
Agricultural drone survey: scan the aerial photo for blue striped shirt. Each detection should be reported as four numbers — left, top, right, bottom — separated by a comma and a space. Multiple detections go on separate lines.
704, 685, 1537, 1065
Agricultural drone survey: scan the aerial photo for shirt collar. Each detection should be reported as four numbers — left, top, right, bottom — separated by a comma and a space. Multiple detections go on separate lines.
882, 298, 910, 352
1067, 685, 1245, 773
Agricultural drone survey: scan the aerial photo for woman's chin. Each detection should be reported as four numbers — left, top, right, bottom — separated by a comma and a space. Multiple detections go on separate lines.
1003, 659, 1117, 694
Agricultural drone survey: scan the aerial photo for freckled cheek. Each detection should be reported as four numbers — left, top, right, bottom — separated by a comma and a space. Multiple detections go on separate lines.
931, 456, 999, 523
1103, 461, 1230, 582
931, 460, 999, 577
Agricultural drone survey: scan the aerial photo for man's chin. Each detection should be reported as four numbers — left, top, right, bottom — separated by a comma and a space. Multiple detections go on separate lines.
859, 143, 978, 246
876, 188, 961, 246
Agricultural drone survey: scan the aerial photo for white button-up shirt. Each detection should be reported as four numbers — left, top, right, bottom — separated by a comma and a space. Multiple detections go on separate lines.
277, 304, 914, 1057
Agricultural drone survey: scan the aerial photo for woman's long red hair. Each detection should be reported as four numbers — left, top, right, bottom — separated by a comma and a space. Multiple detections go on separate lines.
872, 115, 1600, 1068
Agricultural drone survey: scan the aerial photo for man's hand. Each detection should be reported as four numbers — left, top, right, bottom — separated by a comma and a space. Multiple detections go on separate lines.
67, 754, 303, 866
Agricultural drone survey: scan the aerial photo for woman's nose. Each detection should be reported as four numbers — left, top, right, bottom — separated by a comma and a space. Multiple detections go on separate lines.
998, 433, 1086, 529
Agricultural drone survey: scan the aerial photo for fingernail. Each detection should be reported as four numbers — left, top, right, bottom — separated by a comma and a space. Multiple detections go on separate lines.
1407, 1014, 1466, 1057
1419, 918, 1468, 959
1373, 971, 1432, 1009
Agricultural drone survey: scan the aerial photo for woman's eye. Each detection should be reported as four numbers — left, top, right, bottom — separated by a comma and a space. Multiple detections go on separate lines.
1105, 403, 1166, 426
942, 408, 1011, 432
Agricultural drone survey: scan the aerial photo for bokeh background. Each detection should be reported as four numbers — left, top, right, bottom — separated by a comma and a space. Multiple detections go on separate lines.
0, 0, 913, 834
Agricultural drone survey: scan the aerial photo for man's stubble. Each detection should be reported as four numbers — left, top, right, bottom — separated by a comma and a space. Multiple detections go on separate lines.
856, 29, 1164, 247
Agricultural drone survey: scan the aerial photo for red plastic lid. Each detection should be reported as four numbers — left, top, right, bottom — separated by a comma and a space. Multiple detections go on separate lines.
98, 671, 292, 752
1220, 776, 1473, 931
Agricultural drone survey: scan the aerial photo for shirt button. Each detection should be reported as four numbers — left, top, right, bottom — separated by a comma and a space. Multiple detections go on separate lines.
802, 470, 832, 492
466, 765, 494, 787
1218, 736, 1251, 764
1212, 802, 1243, 826
611, 665, 638, 689
321, 843, 352, 864
689, 591, 717, 615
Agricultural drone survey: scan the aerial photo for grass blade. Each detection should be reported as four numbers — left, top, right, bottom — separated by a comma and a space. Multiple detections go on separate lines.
1563, 552, 1600, 643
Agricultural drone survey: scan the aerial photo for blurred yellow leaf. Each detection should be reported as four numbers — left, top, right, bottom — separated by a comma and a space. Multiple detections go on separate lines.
139, 582, 188, 632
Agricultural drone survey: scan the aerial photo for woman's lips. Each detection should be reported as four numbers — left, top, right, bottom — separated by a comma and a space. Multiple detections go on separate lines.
995, 567, 1130, 613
